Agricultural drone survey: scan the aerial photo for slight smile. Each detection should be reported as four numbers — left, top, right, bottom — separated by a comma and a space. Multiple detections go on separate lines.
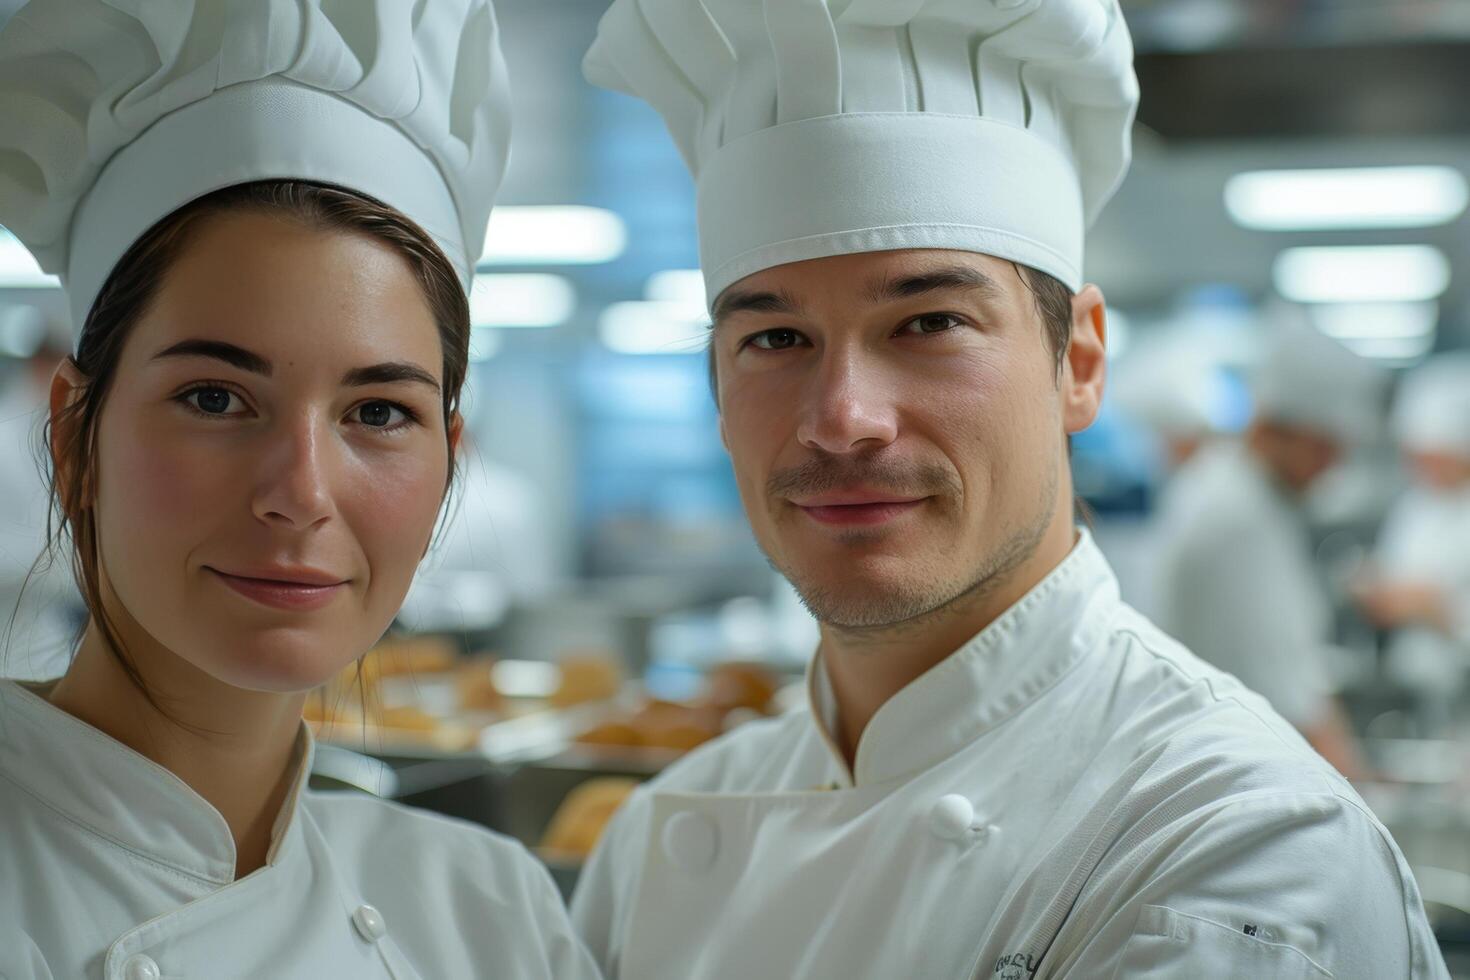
206, 567, 348, 611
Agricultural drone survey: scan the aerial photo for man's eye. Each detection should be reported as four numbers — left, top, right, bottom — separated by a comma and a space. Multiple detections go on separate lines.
748, 328, 806, 351
899, 313, 964, 336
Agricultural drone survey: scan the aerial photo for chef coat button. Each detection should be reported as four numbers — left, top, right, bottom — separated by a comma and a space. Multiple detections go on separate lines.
352, 903, 387, 943
930, 794, 977, 841
661, 811, 719, 872
122, 954, 160, 980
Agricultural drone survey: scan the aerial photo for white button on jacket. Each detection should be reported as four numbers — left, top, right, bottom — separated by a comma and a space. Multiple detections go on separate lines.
572, 531, 1447, 979
0, 680, 600, 980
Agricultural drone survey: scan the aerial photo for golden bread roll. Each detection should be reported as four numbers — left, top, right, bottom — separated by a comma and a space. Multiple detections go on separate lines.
541, 777, 640, 858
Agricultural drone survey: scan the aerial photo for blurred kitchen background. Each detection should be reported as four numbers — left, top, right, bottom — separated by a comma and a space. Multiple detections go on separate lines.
3, 0, 1470, 970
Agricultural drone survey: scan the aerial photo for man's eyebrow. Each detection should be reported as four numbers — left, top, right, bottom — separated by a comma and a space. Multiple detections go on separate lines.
711, 287, 805, 325
342, 362, 440, 392
151, 339, 272, 375
862, 265, 1005, 305
151, 340, 440, 392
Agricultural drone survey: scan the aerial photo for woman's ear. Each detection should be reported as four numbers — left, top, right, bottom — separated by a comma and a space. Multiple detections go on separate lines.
447, 410, 464, 458
49, 357, 91, 514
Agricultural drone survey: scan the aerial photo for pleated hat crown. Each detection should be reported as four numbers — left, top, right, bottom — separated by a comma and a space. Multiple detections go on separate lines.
0, 0, 512, 335
584, 0, 1139, 308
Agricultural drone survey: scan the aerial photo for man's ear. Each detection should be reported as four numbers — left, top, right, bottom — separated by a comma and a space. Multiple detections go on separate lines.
1061, 284, 1107, 435
49, 356, 91, 515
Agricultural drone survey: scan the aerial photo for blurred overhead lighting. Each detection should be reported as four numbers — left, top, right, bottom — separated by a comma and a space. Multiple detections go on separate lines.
0, 230, 59, 288
1308, 302, 1438, 342
469, 273, 575, 328
1335, 333, 1437, 365
479, 206, 626, 266
645, 269, 708, 313
1273, 245, 1450, 304
599, 301, 709, 356
1226, 166, 1468, 231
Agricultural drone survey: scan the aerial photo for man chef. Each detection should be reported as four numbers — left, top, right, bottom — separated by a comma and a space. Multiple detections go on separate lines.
572, 0, 1446, 977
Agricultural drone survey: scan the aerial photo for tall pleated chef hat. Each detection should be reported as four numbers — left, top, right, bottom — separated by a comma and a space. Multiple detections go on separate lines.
0, 0, 512, 338
1393, 352, 1470, 458
583, 0, 1139, 308
1252, 309, 1387, 446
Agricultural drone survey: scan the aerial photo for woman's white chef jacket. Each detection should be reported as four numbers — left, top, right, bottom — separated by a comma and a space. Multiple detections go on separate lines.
1375, 485, 1470, 694
572, 530, 1446, 979
0, 679, 600, 980
1152, 441, 1336, 728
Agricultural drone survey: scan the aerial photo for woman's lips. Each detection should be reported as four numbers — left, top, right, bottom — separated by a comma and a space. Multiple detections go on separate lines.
207, 568, 346, 611
797, 499, 926, 527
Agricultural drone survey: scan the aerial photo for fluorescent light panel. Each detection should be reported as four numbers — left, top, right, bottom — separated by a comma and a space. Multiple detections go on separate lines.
1309, 302, 1438, 342
479, 206, 626, 266
1273, 245, 1450, 304
0, 231, 59, 288
1226, 166, 1468, 230
599, 301, 709, 355
469, 273, 575, 328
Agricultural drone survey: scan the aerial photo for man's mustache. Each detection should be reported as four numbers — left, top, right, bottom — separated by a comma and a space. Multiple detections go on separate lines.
766, 453, 961, 500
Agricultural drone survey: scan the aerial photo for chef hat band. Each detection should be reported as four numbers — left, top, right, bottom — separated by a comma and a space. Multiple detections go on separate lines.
0, 0, 512, 346
68, 79, 464, 333
697, 112, 1083, 301
585, 0, 1139, 307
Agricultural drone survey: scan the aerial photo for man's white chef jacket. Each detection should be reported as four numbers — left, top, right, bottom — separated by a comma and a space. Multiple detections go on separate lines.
572, 530, 1446, 978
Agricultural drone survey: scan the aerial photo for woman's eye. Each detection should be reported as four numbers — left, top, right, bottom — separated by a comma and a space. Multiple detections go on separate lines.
900, 313, 964, 336
353, 401, 414, 430
182, 386, 244, 416
748, 328, 806, 351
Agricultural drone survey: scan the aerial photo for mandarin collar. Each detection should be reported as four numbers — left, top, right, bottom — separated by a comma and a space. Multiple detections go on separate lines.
806, 528, 1119, 787
0, 679, 315, 885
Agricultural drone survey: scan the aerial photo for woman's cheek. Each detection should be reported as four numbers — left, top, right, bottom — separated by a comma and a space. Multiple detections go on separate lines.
342, 450, 448, 581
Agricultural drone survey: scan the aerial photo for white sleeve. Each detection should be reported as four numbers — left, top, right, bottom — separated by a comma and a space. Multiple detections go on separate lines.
1054, 791, 1448, 979
569, 787, 654, 980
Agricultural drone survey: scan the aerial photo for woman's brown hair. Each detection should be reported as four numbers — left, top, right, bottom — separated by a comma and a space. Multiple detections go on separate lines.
6, 180, 471, 711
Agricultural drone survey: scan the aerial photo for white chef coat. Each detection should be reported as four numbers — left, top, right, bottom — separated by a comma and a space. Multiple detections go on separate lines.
0, 678, 600, 980
572, 530, 1445, 979
1375, 485, 1470, 694
1152, 441, 1336, 727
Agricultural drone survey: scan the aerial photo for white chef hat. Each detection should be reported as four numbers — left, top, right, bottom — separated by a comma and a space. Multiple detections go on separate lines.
1111, 334, 1223, 439
584, 0, 1138, 309
1392, 352, 1470, 458
0, 0, 511, 336
1251, 309, 1386, 446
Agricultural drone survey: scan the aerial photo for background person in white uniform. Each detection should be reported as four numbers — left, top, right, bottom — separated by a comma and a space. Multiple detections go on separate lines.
1153, 317, 1381, 777
1356, 353, 1470, 733
571, 0, 1443, 977
0, 2, 598, 978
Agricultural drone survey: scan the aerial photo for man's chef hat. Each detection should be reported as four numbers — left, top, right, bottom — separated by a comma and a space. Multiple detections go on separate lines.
1393, 353, 1470, 459
0, 0, 511, 335
1252, 310, 1386, 446
584, 0, 1138, 308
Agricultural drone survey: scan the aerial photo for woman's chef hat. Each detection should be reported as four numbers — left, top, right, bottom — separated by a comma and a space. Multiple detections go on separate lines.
1393, 353, 1470, 458
0, 0, 511, 334
584, 0, 1138, 308
1252, 310, 1387, 446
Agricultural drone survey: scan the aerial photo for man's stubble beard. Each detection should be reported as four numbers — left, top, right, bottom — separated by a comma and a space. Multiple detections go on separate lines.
770, 464, 1060, 634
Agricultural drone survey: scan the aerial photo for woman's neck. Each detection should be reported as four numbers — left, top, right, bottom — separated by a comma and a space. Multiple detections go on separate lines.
47, 621, 307, 879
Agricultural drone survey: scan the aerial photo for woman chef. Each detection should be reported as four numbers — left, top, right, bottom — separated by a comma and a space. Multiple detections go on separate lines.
0, 2, 599, 978
572, 0, 1446, 977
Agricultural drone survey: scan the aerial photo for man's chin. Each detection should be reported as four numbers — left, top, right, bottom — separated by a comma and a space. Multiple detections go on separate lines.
790, 574, 954, 630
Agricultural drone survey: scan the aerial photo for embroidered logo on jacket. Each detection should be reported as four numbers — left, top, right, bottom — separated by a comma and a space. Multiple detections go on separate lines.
994, 952, 1039, 979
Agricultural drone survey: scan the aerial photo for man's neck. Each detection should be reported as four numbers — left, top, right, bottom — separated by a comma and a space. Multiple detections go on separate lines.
818, 515, 1079, 773
47, 620, 307, 879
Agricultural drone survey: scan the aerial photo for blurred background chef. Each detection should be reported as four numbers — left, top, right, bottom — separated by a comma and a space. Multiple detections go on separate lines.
1152, 312, 1384, 776
1357, 354, 1470, 735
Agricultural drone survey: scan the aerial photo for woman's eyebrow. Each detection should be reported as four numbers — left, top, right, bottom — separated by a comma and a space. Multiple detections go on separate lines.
151, 339, 271, 375
342, 362, 440, 392
151, 339, 440, 392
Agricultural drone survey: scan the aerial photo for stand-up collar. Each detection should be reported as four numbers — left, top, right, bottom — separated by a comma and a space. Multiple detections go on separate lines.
807, 528, 1120, 787
0, 679, 314, 885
